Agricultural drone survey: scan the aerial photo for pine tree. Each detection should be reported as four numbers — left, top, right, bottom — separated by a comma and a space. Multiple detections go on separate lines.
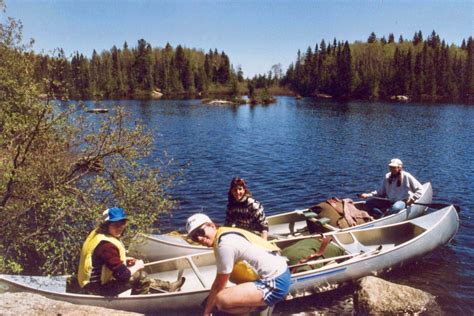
236, 66, 244, 82
111, 45, 125, 98
388, 33, 395, 44
413, 31, 423, 46
182, 59, 194, 92
412, 52, 424, 100
217, 52, 230, 84
463, 37, 474, 102
335, 41, 353, 99
422, 43, 436, 100
368, 32, 377, 44
89, 50, 100, 98
121, 41, 134, 97
133, 39, 154, 95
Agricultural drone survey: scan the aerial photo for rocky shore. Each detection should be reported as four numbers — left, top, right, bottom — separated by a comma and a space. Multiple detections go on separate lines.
0, 276, 440, 315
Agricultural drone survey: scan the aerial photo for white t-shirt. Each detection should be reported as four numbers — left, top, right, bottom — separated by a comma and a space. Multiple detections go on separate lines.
216, 233, 287, 280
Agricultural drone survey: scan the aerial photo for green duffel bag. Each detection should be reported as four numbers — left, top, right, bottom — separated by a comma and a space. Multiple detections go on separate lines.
281, 238, 345, 273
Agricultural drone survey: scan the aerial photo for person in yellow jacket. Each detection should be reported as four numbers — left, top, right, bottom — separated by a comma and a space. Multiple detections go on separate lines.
78, 207, 184, 296
186, 213, 291, 315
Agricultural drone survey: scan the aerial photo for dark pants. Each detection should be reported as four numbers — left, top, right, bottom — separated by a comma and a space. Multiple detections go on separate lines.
84, 270, 151, 296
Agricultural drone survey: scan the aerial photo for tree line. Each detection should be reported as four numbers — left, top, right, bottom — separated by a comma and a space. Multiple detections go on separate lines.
29, 30, 473, 104
280, 31, 473, 103
32, 39, 243, 100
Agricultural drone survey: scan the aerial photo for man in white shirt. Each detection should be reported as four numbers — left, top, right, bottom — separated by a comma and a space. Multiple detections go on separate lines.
359, 158, 423, 218
186, 213, 291, 315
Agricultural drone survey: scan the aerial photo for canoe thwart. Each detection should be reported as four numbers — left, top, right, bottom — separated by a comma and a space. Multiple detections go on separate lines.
303, 211, 318, 218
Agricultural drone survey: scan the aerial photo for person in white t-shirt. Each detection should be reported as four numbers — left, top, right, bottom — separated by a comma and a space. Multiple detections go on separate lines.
186, 213, 291, 315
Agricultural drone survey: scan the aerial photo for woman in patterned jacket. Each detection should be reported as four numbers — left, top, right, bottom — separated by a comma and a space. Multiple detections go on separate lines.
224, 177, 269, 240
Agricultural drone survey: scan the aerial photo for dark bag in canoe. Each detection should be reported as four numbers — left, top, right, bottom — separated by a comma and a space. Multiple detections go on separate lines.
309, 197, 373, 229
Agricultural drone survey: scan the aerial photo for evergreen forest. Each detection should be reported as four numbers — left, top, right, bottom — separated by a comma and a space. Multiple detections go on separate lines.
27, 31, 474, 103
33, 40, 243, 100
282, 31, 473, 103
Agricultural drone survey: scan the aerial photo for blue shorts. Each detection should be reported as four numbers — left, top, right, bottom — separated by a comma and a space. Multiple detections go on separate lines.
254, 268, 291, 306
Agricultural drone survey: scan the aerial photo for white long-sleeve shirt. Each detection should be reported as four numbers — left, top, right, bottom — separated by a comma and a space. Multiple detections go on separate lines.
370, 171, 423, 203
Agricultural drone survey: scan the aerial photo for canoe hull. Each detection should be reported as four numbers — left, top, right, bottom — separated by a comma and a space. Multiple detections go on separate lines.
288, 205, 458, 297
0, 278, 209, 315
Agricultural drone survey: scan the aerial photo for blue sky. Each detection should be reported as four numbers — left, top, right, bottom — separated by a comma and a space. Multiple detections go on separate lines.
4, 0, 473, 78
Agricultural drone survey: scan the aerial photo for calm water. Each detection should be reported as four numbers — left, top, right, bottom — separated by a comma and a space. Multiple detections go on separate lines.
85, 97, 473, 314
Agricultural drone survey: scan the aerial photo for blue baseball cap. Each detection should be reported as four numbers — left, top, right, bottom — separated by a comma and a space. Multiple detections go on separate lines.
103, 207, 128, 222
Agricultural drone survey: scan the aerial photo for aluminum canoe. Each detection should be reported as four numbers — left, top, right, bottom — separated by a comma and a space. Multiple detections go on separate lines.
129, 182, 432, 261
0, 204, 458, 315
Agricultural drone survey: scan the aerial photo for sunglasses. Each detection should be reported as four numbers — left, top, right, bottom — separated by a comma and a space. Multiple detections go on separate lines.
190, 225, 207, 242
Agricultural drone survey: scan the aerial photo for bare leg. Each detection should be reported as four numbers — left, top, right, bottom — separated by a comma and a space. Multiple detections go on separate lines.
215, 282, 266, 314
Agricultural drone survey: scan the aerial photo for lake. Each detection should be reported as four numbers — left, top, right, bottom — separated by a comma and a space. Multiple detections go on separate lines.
85, 97, 473, 314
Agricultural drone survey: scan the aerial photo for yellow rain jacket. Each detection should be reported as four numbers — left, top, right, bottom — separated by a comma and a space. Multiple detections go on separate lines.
78, 230, 127, 288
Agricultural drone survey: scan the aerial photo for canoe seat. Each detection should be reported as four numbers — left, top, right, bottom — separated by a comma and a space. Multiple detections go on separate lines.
331, 232, 374, 254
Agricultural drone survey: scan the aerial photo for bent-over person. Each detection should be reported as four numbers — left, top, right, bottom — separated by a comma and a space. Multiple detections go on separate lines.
186, 213, 291, 315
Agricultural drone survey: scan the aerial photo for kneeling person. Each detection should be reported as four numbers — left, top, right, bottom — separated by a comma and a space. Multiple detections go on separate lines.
186, 213, 291, 315
78, 207, 184, 296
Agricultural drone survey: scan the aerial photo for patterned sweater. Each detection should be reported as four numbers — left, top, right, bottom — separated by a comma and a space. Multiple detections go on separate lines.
224, 195, 269, 233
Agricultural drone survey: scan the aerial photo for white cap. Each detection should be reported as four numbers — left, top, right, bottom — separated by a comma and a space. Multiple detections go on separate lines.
388, 158, 403, 167
186, 213, 212, 235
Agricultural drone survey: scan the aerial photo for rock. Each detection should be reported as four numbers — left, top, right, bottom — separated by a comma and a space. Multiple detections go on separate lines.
390, 95, 410, 102
0, 292, 142, 315
151, 89, 163, 99
204, 99, 235, 105
315, 93, 332, 99
354, 276, 442, 314
86, 108, 109, 113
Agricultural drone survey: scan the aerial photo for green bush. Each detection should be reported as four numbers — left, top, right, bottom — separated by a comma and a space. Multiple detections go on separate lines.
0, 3, 177, 275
